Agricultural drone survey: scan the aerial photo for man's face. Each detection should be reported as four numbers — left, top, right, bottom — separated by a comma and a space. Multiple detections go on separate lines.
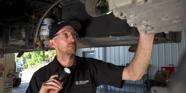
50, 25, 78, 55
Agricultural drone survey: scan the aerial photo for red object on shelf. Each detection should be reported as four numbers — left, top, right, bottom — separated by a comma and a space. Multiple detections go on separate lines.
161, 65, 176, 74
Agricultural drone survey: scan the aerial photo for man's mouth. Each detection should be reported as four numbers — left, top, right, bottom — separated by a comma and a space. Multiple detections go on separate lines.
68, 43, 76, 48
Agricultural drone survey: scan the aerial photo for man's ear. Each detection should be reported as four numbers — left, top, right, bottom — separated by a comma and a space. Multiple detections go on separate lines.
48, 39, 55, 48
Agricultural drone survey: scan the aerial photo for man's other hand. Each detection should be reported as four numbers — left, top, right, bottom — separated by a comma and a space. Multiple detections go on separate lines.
39, 75, 63, 93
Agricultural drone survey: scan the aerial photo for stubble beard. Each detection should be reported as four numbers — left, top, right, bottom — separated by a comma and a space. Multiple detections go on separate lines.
66, 44, 77, 55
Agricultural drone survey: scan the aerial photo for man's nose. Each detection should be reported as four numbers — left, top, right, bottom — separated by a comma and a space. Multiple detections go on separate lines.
68, 34, 76, 42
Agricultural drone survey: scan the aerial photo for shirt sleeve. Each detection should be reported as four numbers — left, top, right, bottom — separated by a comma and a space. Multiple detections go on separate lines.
88, 58, 124, 88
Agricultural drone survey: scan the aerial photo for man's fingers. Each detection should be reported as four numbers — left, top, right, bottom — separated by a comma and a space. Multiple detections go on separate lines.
49, 75, 63, 87
39, 75, 64, 93
43, 83, 62, 90
49, 79, 62, 87
39, 82, 62, 93
49, 75, 59, 79
44, 79, 63, 89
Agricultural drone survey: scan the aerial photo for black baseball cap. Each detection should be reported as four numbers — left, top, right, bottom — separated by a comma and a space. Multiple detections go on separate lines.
49, 20, 81, 39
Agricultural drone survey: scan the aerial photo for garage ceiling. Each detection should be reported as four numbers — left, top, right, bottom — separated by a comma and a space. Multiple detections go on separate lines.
0, 0, 183, 53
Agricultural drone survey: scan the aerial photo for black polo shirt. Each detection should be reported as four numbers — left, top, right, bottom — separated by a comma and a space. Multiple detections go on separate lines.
26, 56, 124, 93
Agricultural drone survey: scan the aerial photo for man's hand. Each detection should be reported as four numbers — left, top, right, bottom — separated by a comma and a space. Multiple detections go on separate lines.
39, 75, 63, 93
138, 30, 155, 42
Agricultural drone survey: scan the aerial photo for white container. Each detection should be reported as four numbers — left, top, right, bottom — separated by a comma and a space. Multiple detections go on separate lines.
40, 18, 55, 40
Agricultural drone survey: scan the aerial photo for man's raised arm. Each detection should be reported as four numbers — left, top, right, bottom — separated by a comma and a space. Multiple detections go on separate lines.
122, 30, 155, 81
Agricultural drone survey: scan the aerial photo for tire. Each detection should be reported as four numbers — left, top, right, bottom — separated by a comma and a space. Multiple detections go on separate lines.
13, 78, 21, 87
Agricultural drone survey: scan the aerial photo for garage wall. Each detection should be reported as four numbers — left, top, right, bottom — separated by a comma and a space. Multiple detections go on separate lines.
77, 31, 186, 78
150, 31, 186, 78
76, 31, 185, 93
77, 47, 105, 60
0, 53, 15, 93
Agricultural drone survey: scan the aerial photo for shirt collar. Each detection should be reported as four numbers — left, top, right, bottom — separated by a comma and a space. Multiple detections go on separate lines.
49, 56, 63, 74
49, 56, 80, 74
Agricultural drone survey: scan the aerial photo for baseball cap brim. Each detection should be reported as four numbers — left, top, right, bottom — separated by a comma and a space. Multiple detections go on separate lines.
49, 20, 81, 39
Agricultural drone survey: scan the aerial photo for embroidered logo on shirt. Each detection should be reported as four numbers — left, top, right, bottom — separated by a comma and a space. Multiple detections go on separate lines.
75, 80, 89, 85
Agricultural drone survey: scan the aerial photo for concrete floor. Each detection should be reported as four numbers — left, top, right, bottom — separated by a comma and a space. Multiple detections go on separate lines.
12, 82, 29, 93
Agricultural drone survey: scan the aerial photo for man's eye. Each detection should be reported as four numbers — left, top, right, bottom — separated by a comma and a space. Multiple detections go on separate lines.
63, 33, 69, 37
73, 33, 77, 36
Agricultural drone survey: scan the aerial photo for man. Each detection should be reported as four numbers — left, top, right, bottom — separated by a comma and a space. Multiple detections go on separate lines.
26, 20, 155, 93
